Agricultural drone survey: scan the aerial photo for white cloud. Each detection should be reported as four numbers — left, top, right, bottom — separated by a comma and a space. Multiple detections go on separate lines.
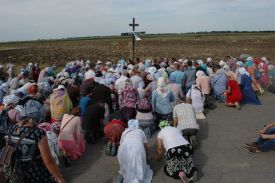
0, 0, 275, 41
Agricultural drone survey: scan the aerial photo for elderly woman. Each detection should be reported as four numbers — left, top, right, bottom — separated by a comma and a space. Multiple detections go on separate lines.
119, 79, 140, 123
211, 65, 227, 102
3, 95, 20, 124
135, 98, 155, 138
50, 85, 73, 123
144, 71, 158, 96
259, 57, 269, 88
239, 68, 261, 105
152, 77, 175, 129
186, 84, 205, 119
157, 121, 198, 182
0, 83, 9, 104
235, 61, 244, 84
168, 79, 184, 107
117, 119, 153, 183
58, 107, 85, 162
245, 59, 262, 93
104, 119, 127, 156
0, 95, 19, 149
224, 71, 243, 109
196, 70, 211, 108
4, 114, 65, 183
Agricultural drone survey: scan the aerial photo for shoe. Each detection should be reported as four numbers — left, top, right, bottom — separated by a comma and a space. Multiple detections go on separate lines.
105, 142, 111, 155
110, 143, 117, 156
117, 174, 124, 183
190, 135, 198, 149
235, 102, 241, 110
243, 142, 258, 148
189, 170, 198, 182
179, 171, 189, 183
247, 146, 262, 153
63, 156, 71, 168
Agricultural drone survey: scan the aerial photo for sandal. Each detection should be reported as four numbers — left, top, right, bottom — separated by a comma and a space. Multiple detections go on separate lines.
105, 142, 111, 155
110, 143, 117, 156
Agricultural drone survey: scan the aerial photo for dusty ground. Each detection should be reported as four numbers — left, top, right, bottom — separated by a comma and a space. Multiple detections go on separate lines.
62, 92, 275, 183
0, 34, 275, 70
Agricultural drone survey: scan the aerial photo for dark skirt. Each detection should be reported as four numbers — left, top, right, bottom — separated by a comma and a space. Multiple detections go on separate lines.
121, 107, 136, 123
164, 145, 197, 179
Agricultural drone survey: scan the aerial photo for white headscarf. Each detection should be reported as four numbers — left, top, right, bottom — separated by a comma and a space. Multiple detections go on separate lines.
3, 94, 19, 108
196, 70, 205, 78
0, 83, 9, 94
157, 77, 169, 97
239, 67, 250, 76
128, 119, 139, 130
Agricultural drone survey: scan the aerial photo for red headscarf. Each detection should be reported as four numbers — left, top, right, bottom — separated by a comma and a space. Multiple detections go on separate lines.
253, 58, 261, 66
28, 84, 38, 95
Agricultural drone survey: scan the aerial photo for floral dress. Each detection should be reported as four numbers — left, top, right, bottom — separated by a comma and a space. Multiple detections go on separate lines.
7, 125, 55, 183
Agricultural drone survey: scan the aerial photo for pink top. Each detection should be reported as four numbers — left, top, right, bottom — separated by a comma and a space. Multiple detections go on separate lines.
196, 76, 210, 94
58, 114, 82, 142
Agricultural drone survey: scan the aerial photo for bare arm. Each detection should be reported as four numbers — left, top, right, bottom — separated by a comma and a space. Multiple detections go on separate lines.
227, 86, 232, 94
38, 137, 65, 183
156, 139, 164, 161
260, 134, 275, 140
173, 117, 178, 127
258, 122, 275, 134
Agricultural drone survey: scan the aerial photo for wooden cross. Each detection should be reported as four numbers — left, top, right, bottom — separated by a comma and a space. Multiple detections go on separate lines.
129, 17, 139, 31
129, 18, 139, 60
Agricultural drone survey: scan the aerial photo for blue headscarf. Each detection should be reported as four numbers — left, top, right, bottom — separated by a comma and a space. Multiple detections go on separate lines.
244, 60, 254, 68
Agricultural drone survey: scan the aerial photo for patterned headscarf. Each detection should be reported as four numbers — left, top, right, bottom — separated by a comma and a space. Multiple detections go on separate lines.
128, 119, 139, 130
159, 120, 171, 129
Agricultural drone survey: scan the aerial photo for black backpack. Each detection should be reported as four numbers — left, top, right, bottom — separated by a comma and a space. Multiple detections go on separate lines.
0, 126, 34, 183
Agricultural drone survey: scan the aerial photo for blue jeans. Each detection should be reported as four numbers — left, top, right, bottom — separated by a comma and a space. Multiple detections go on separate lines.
257, 127, 275, 151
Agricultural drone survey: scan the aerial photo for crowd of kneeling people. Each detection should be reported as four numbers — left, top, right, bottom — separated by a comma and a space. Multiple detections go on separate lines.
0, 55, 275, 183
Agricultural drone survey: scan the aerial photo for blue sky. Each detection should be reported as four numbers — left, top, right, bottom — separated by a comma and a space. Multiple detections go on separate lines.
0, 0, 275, 42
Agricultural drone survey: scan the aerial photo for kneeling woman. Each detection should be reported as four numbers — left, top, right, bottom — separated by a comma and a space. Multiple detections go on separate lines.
117, 119, 153, 183
157, 121, 198, 182
225, 71, 243, 110
104, 119, 127, 156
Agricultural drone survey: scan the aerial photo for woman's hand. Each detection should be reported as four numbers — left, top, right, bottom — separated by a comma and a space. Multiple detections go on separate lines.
260, 134, 271, 139
258, 129, 265, 135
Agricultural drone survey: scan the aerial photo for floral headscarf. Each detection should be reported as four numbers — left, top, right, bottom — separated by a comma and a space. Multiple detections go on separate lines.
159, 120, 171, 129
